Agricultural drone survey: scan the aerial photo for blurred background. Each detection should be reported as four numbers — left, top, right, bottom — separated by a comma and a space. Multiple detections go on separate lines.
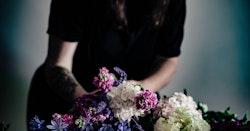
0, 0, 249, 130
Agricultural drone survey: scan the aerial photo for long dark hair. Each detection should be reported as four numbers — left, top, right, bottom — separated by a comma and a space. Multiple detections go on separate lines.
110, 0, 170, 29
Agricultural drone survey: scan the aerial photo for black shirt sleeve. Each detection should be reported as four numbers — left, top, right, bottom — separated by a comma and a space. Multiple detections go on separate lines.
156, 0, 186, 57
47, 0, 83, 42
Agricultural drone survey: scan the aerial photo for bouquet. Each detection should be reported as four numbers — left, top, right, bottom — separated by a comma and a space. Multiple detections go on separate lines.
29, 67, 158, 131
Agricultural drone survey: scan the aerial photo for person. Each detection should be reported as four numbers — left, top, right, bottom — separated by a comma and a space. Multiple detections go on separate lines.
26, 0, 186, 127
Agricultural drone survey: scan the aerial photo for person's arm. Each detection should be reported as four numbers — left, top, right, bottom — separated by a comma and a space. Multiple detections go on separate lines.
132, 0, 185, 92
129, 56, 178, 92
44, 35, 87, 102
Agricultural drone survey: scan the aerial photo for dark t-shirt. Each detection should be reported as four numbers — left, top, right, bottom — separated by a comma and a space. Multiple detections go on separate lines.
47, 0, 186, 92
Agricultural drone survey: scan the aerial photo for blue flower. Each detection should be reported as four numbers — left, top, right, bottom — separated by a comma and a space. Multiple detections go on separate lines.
79, 115, 94, 131
113, 67, 127, 86
46, 117, 68, 131
98, 123, 114, 131
83, 122, 94, 131
117, 120, 130, 131
29, 115, 46, 130
94, 101, 107, 114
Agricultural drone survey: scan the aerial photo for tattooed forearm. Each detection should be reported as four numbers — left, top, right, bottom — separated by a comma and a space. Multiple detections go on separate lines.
45, 66, 79, 102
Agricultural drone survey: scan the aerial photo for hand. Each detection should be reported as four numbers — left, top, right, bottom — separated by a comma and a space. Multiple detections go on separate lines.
127, 80, 143, 86
127, 79, 153, 92
127, 80, 148, 91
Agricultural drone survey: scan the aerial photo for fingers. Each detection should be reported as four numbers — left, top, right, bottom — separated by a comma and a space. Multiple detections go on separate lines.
127, 80, 142, 86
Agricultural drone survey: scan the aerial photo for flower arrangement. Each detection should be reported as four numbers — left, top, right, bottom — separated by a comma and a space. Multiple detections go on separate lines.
29, 67, 158, 131
28, 67, 250, 131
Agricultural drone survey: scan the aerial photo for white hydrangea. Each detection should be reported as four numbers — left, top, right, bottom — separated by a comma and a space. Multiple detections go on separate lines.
169, 92, 202, 118
154, 92, 202, 119
107, 81, 144, 122
154, 108, 210, 131
154, 117, 170, 131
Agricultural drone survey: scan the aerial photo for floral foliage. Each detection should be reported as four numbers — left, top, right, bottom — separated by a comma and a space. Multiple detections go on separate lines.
198, 103, 250, 131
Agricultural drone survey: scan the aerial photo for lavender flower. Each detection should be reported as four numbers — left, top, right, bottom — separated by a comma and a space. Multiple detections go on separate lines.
83, 122, 94, 131
117, 120, 130, 131
94, 101, 107, 114
98, 123, 114, 131
113, 67, 127, 86
135, 90, 158, 111
29, 115, 46, 130
46, 117, 68, 131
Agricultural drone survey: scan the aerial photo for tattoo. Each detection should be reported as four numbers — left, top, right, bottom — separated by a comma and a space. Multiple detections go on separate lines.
46, 66, 78, 102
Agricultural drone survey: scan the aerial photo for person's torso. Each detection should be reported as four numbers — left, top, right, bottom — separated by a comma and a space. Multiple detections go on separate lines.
72, 0, 163, 92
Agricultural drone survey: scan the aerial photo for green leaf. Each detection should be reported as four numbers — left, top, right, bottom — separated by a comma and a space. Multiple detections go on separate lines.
183, 88, 187, 96
241, 112, 249, 125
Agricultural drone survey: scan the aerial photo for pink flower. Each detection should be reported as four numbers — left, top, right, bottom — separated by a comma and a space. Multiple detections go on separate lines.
153, 92, 202, 119
135, 90, 158, 111
154, 99, 174, 118
61, 114, 73, 125
52, 113, 73, 127
93, 67, 115, 92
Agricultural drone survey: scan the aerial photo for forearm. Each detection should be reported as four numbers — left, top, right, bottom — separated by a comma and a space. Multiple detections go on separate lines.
141, 56, 179, 92
44, 66, 86, 102
44, 35, 88, 102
